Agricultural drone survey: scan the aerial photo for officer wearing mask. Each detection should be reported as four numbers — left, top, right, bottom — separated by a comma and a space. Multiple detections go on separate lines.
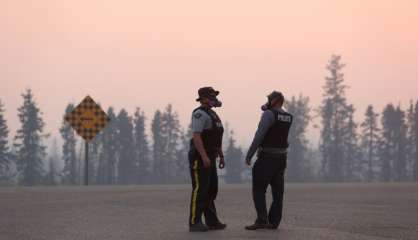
245, 91, 293, 230
188, 87, 227, 232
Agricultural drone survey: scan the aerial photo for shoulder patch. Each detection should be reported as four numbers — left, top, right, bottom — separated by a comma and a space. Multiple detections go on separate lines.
194, 112, 202, 119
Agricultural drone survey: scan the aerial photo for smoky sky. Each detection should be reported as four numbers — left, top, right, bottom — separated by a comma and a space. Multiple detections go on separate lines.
1, 0, 418, 146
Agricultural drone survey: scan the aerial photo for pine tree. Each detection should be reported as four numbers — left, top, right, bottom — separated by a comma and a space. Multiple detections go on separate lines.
175, 123, 192, 184
224, 130, 243, 183
380, 104, 397, 181
88, 133, 101, 185
360, 105, 380, 182
160, 104, 182, 183
393, 106, 408, 181
96, 107, 117, 184
286, 95, 311, 182
151, 110, 164, 183
406, 101, 417, 180
133, 108, 150, 184
60, 104, 78, 184
379, 105, 408, 182
413, 101, 418, 181
319, 55, 352, 182
116, 109, 137, 184
175, 130, 190, 184
319, 100, 333, 180
14, 89, 47, 186
45, 139, 60, 185
343, 105, 362, 181
0, 100, 11, 182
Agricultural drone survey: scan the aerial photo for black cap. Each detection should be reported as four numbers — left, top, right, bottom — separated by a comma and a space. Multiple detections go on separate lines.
196, 87, 220, 101
267, 91, 284, 103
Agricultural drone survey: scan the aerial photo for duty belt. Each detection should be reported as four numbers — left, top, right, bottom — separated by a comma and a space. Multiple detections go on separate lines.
258, 147, 287, 154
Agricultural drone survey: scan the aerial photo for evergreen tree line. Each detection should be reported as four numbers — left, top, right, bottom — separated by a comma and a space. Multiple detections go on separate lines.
0, 55, 417, 185
0, 93, 244, 186
318, 55, 418, 182
55, 104, 246, 185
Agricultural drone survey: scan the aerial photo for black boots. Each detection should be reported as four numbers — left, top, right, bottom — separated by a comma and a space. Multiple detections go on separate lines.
245, 222, 278, 230
190, 222, 227, 232
245, 222, 268, 230
189, 222, 209, 232
207, 222, 227, 230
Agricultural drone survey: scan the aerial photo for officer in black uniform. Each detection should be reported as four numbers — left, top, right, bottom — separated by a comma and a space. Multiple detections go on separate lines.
245, 91, 293, 230
188, 87, 227, 232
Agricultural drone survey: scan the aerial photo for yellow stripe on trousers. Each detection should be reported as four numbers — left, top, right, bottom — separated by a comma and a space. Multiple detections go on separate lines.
191, 160, 199, 224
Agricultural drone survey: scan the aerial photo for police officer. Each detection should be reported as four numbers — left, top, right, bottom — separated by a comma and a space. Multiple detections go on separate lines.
188, 87, 227, 232
245, 91, 293, 230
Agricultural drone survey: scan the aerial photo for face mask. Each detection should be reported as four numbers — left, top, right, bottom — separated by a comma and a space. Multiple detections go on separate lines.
208, 96, 222, 108
261, 101, 271, 111
261, 95, 271, 111
261, 103, 268, 111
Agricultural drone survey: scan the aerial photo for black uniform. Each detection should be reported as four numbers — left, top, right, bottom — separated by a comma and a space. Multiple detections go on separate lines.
188, 106, 224, 226
249, 108, 293, 227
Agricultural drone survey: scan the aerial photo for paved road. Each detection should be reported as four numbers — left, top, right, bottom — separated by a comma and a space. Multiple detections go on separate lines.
1, 183, 417, 240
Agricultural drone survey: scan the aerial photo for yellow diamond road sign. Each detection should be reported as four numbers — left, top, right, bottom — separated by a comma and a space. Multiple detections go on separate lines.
64, 96, 110, 142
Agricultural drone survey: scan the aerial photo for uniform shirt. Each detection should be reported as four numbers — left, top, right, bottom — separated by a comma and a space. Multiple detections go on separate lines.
246, 107, 289, 161
191, 108, 213, 133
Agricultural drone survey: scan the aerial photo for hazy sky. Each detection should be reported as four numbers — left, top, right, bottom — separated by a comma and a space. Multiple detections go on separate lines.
1, 0, 418, 147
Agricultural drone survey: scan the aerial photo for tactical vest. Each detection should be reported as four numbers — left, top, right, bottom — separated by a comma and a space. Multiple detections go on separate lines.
191, 107, 224, 152
261, 109, 293, 149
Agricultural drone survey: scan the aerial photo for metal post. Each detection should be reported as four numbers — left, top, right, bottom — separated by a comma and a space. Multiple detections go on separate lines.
84, 141, 89, 186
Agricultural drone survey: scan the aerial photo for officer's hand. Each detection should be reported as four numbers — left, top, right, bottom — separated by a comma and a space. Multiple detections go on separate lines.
246, 158, 251, 166
202, 155, 211, 168
219, 156, 225, 169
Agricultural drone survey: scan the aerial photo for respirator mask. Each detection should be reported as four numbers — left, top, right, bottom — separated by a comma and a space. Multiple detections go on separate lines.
208, 95, 222, 108
261, 101, 271, 111
261, 91, 284, 111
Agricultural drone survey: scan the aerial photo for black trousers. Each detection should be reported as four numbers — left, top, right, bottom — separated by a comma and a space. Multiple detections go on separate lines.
188, 149, 220, 226
252, 152, 287, 226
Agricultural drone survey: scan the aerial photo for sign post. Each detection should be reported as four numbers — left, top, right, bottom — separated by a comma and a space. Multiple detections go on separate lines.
64, 95, 110, 186
84, 141, 89, 186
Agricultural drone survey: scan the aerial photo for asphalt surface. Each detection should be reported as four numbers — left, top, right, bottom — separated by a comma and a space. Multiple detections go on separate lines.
1, 183, 418, 240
